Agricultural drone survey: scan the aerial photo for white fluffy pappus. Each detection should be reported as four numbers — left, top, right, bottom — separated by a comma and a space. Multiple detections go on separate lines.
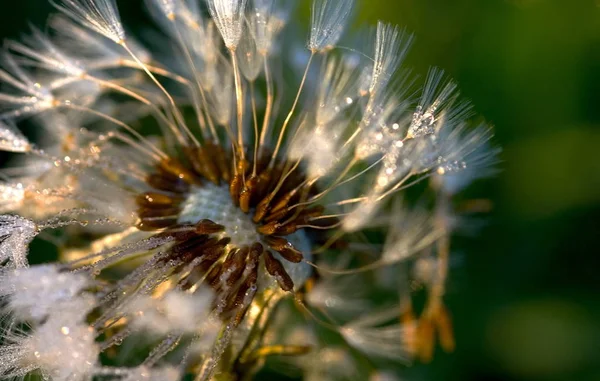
0, 315, 99, 381
0, 264, 92, 322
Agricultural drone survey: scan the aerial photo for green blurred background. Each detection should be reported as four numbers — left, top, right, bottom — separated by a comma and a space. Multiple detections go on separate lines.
1, 0, 598, 380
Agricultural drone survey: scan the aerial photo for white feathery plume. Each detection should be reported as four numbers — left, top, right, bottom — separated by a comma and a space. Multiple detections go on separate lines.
373, 135, 423, 192
0, 121, 31, 153
51, 0, 126, 44
180, 0, 203, 26
0, 315, 99, 381
48, 15, 133, 69
206, 59, 234, 125
354, 94, 406, 162
289, 119, 347, 179
369, 22, 412, 95
0, 56, 56, 119
175, 20, 221, 91
149, 0, 177, 19
309, 0, 355, 52
75, 174, 138, 223
248, 0, 286, 56
237, 21, 263, 81
316, 55, 362, 126
0, 214, 38, 268
340, 307, 411, 361
407, 69, 463, 139
413, 254, 443, 288
435, 123, 500, 194
205, 0, 249, 49
0, 182, 26, 213
125, 289, 216, 336
380, 201, 439, 265
7, 26, 86, 77
341, 196, 381, 232
306, 275, 370, 318
0, 327, 35, 379
0, 264, 91, 322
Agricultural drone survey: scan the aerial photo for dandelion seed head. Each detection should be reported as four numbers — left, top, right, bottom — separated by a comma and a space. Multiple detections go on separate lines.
0, 0, 498, 378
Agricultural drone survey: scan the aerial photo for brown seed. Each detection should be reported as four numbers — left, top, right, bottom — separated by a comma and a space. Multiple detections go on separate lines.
257, 221, 299, 236
263, 236, 291, 251
229, 266, 259, 325
136, 217, 177, 231
263, 251, 294, 291
199, 238, 230, 261
195, 219, 226, 234
221, 247, 249, 286
264, 236, 304, 263
207, 142, 231, 182
170, 235, 212, 256
254, 167, 274, 199
185, 146, 221, 185
206, 264, 224, 287
302, 205, 325, 219
264, 207, 292, 223
154, 226, 200, 242
257, 221, 278, 235
146, 173, 190, 194
253, 193, 274, 223
229, 174, 243, 206
278, 246, 304, 263
249, 242, 264, 257
138, 207, 180, 219
271, 188, 299, 214
239, 175, 259, 213
158, 157, 202, 185
136, 192, 181, 207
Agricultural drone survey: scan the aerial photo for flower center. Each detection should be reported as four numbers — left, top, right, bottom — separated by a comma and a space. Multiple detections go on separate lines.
134, 144, 326, 323
178, 183, 313, 290
178, 183, 259, 248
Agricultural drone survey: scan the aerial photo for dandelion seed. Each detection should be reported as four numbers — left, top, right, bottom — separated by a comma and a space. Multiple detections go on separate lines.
309, 0, 354, 52
205, 0, 249, 49
370, 22, 412, 95
51, 0, 126, 44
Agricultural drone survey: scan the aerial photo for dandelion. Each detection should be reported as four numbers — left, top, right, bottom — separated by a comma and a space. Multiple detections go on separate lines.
0, 0, 498, 379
